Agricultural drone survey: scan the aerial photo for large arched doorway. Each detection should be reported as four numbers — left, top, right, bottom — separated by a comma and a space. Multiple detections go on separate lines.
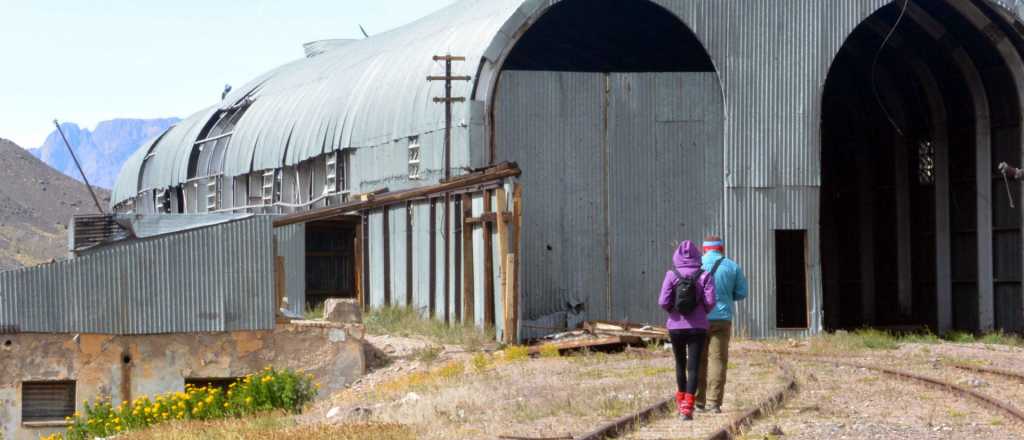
820, 0, 1024, 334
492, 0, 723, 333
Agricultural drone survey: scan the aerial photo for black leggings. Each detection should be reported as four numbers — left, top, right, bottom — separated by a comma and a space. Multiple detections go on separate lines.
669, 329, 707, 394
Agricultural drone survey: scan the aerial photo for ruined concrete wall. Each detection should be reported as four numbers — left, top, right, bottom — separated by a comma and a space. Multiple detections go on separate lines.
0, 323, 365, 440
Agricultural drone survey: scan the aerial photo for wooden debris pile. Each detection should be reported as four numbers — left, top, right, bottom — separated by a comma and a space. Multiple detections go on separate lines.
528, 320, 669, 354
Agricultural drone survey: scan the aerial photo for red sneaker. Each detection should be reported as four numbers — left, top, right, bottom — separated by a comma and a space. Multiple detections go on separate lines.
675, 391, 687, 417
680, 393, 695, 420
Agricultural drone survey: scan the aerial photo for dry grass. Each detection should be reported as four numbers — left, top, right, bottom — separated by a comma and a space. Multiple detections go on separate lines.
118, 415, 414, 440
364, 306, 494, 349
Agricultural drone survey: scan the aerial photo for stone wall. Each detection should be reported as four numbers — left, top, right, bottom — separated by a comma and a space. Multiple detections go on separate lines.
0, 322, 365, 440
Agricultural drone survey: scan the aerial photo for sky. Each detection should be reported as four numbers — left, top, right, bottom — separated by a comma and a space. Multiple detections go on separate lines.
0, 0, 454, 149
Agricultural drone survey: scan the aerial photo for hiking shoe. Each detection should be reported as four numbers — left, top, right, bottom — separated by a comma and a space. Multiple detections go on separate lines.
680, 393, 696, 420
708, 404, 722, 414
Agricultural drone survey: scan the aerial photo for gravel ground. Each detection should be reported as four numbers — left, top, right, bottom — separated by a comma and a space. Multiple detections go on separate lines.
624, 355, 786, 440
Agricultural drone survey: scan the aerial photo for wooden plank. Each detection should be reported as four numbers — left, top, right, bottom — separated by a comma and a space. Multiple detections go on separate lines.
462, 194, 475, 324
355, 216, 365, 311
361, 214, 370, 312
453, 196, 460, 322
406, 202, 414, 308
429, 199, 437, 318
496, 188, 510, 342
503, 254, 516, 344
273, 163, 520, 227
383, 208, 391, 306
465, 212, 512, 224
511, 184, 523, 341
483, 190, 495, 328
527, 335, 641, 354
275, 256, 285, 310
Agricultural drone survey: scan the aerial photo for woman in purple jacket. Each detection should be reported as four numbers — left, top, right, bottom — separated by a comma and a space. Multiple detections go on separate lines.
658, 240, 716, 420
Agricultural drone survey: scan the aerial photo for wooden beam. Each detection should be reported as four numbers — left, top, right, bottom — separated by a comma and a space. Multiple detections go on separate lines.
465, 212, 513, 224
462, 194, 475, 324
496, 188, 510, 342
429, 199, 437, 319
383, 208, 391, 307
511, 184, 523, 342
527, 335, 641, 355
483, 190, 495, 328
503, 254, 515, 344
453, 197, 461, 322
273, 162, 520, 227
406, 202, 414, 308
275, 256, 286, 311
361, 214, 370, 312
355, 216, 365, 311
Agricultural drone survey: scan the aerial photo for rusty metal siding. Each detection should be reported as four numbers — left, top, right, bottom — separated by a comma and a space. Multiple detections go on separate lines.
0, 216, 275, 335
275, 222, 306, 315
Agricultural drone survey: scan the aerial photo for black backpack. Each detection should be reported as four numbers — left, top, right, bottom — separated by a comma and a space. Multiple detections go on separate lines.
669, 258, 725, 314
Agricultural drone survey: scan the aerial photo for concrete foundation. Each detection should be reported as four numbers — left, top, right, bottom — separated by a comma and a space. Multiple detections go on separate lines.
0, 323, 365, 440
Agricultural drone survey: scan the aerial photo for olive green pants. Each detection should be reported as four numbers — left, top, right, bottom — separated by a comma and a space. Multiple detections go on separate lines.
696, 320, 732, 407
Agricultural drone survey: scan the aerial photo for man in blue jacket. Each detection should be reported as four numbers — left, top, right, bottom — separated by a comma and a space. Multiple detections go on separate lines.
695, 235, 749, 413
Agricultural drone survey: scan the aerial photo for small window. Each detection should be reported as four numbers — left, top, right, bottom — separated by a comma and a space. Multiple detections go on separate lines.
22, 381, 75, 423
775, 230, 809, 329
408, 139, 421, 180
325, 152, 339, 195
156, 189, 171, 214
261, 170, 276, 205
206, 178, 219, 211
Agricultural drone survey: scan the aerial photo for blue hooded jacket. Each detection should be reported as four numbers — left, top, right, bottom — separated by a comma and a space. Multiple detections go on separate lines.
701, 250, 749, 321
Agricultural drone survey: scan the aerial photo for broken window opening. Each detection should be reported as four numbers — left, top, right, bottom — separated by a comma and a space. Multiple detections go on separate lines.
21, 380, 75, 423
205, 178, 219, 211
261, 170, 276, 206
408, 139, 422, 180
776, 230, 809, 329
156, 189, 171, 214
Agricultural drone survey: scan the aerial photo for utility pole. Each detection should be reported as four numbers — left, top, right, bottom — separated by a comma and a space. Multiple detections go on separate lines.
53, 119, 106, 214
427, 54, 470, 324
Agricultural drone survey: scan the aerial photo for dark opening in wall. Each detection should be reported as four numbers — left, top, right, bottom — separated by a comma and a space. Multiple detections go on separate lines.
306, 218, 359, 307
21, 381, 76, 423
502, 0, 713, 72
776, 230, 809, 329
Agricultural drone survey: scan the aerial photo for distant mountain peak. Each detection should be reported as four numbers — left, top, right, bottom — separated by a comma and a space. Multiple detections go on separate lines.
33, 117, 180, 189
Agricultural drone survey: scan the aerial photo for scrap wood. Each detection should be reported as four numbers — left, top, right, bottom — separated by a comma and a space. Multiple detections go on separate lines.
528, 335, 641, 354
584, 320, 669, 340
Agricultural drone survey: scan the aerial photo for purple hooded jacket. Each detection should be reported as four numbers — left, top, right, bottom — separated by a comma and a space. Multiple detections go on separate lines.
658, 241, 716, 331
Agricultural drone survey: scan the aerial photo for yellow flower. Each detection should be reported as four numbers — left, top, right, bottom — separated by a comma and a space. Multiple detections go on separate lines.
74, 411, 81, 417
244, 397, 252, 404
223, 402, 230, 408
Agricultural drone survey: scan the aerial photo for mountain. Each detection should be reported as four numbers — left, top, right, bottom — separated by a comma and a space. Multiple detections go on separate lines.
31, 118, 180, 189
0, 137, 111, 271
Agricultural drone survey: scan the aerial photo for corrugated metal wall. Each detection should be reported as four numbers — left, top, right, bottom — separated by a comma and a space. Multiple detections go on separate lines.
274, 222, 306, 315
0, 216, 275, 334
494, 70, 724, 328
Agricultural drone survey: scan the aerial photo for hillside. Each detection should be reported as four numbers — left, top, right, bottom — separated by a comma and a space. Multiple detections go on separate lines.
0, 138, 110, 271
30, 118, 179, 189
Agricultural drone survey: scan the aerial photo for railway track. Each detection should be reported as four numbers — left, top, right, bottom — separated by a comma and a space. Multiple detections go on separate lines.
742, 348, 1024, 428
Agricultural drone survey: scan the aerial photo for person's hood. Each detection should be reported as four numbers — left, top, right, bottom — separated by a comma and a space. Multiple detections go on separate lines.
673, 240, 703, 268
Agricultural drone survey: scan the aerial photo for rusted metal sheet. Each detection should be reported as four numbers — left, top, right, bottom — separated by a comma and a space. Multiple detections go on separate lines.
0, 216, 275, 334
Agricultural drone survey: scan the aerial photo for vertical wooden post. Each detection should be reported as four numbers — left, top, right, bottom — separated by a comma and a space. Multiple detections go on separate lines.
383, 208, 391, 307
275, 256, 286, 315
483, 190, 495, 327
453, 197, 461, 322
462, 193, 475, 324
512, 184, 523, 341
355, 219, 365, 311
361, 214, 370, 312
503, 254, 516, 344
429, 199, 437, 319
496, 188, 510, 339
406, 202, 414, 308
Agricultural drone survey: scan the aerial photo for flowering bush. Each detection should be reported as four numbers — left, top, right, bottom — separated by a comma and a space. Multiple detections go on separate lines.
43, 366, 319, 440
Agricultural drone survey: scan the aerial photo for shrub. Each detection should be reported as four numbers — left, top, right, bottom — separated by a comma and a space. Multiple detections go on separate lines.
44, 367, 318, 440
538, 343, 561, 358
502, 345, 530, 362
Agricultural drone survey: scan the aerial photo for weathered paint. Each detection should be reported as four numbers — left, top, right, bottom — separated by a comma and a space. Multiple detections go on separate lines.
0, 323, 365, 440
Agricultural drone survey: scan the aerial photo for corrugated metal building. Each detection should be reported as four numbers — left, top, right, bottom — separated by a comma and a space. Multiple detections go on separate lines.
108, 0, 1024, 338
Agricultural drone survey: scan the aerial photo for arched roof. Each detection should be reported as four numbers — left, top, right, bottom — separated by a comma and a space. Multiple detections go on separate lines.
113, 0, 546, 206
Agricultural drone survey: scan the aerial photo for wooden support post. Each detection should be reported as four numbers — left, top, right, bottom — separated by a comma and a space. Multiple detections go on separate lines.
453, 197, 461, 322
894, 136, 913, 317
495, 188, 510, 339
429, 199, 437, 319
362, 214, 370, 312
512, 184, 522, 341
503, 253, 516, 344
858, 152, 876, 325
406, 202, 414, 308
383, 208, 391, 307
483, 191, 495, 327
355, 218, 365, 311
275, 256, 286, 311
462, 194, 475, 324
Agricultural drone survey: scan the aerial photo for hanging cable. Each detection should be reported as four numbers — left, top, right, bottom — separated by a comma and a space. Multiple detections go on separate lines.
871, 0, 911, 137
